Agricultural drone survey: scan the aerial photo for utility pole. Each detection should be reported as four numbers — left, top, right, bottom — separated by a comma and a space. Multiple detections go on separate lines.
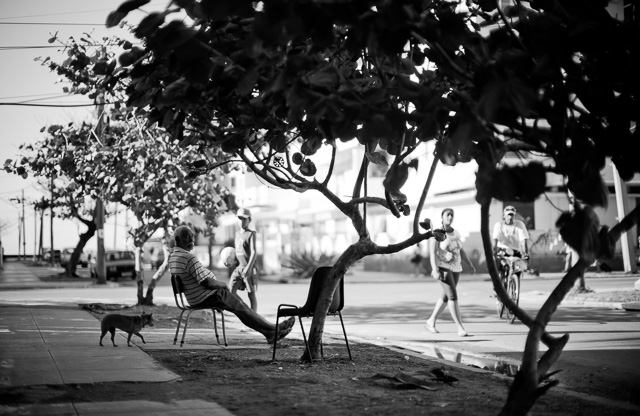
21, 190, 26, 261
95, 93, 107, 284
39, 200, 44, 262
50, 175, 54, 267
18, 213, 22, 262
33, 204, 36, 261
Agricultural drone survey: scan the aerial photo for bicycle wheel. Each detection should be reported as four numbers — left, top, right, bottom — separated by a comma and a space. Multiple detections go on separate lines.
507, 275, 520, 324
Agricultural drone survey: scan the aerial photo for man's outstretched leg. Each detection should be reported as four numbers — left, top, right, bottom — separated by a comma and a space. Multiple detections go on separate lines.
198, 289, 295, 343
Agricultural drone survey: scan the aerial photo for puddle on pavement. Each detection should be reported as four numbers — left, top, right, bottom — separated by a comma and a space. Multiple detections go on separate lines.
418, 345, 520, 377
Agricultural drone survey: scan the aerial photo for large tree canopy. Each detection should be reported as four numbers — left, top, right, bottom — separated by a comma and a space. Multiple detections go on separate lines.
97, 0, 639, 414
6, 117, 233, 302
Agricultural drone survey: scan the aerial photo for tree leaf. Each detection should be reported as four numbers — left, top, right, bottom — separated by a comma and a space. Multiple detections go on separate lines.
133, 12, 166, 39
556, 204, 600, 263
300, 159, 317, 176
117, 0, 150, 13
106, 11, 128, 29
489, 163, 546, 203
236, 67, 259, 96
162, 78, 190, 102
307, 69, 338, 90
301, 137, 323, 156
365, 151, 388, 166
152, 21, 197, 50
567, 167, 608, 208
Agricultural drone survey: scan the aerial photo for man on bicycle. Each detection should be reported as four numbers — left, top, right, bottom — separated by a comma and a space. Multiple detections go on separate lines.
492, 205, 530, 271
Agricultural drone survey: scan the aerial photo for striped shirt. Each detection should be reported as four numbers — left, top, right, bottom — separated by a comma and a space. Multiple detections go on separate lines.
169, 247, 217, 306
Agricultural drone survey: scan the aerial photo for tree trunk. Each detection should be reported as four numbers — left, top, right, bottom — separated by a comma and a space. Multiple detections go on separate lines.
301, 242, 369, 362
65, 220, 96, 277
483, 203, 640, 415
142, 242, 171, 306
134, 246, 145, 305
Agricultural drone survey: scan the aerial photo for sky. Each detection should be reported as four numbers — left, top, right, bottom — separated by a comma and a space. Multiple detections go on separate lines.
0, 0, 165, 255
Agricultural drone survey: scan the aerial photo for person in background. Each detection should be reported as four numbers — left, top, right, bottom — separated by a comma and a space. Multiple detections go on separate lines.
425, 208, 475, 337
169, 225, 294, 344
229, 208, 259, 311
410, 242, 426, 278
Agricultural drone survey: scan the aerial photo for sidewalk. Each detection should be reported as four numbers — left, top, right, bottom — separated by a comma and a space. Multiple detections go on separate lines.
0, 305, 250, 416
0, 261, 265, 415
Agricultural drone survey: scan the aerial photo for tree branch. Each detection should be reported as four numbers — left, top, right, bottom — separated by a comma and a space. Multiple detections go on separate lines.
352, 154, 368, 199
321, 142, 337, 187
348, 196, 389, 207
412, 154, 438, 235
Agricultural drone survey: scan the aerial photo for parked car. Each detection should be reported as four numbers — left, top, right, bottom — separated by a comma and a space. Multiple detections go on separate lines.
90, 250, 137, 280
60, 248, 89, 268
42, 249, 61, 264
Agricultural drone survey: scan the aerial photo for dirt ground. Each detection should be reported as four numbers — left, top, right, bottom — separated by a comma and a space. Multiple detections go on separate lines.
1, 301, 638, 416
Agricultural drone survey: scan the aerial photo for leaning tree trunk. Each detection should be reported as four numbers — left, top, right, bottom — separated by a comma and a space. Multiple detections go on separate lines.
301, 241, 373, 362
65, 218, 96, 277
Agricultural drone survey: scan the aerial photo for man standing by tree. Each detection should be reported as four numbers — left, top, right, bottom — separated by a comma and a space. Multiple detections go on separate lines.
169, 225, 294, 344
229, 208, 259, 311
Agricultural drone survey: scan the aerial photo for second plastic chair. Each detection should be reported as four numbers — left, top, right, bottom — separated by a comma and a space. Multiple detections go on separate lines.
272, 266, 351, 361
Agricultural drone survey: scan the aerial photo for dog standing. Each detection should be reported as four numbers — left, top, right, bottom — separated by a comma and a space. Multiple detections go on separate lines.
99, 312, 154, 347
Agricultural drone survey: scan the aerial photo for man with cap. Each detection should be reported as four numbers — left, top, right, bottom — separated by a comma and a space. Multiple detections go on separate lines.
169, 224, 295, 344
229, 207, 259, 311
492, 206, 530, 300
492, 205, 530, 258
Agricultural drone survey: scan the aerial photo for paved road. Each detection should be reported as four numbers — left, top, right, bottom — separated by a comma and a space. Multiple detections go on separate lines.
1, 261, 639, 409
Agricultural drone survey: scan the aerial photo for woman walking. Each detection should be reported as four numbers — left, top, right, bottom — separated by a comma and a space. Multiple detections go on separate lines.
426, 208, 475, 336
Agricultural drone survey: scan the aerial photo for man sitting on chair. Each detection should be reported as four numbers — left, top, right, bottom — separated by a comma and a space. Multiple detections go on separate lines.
169, 225, 295, 344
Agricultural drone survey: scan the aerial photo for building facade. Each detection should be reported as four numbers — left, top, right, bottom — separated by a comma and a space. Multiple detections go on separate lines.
217, 140, 639, 275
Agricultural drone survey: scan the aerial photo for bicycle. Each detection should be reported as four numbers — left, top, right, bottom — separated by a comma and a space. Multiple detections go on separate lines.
495, 249, 528, 324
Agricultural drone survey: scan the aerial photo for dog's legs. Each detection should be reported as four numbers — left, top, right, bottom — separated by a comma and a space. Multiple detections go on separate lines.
109, 328, 117, 347
134, 332, 146, 344
127, 332, 133, 347
99, 329, 107, 346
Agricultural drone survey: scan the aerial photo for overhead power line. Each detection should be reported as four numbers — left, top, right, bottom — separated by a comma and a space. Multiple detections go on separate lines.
0, 102, 100, 108
0, 8, 117, 21
0, 41, 138, 51
0, 45, 68, 50
0, 22, 104, 26
0, 42, 125, 50
0, 1, 165, 21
